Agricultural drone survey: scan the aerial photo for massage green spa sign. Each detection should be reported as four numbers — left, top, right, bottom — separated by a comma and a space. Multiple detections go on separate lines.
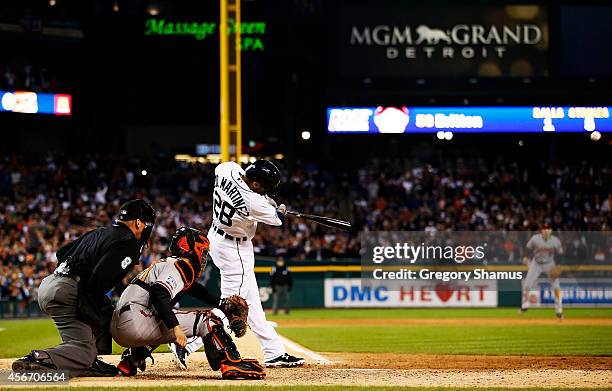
144, 18, 266, 51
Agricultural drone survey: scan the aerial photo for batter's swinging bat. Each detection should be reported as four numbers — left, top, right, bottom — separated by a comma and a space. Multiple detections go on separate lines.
285, 210, 352, 231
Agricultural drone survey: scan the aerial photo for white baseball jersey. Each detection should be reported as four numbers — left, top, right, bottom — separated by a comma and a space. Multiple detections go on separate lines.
182, 161, 287, 361
526, 234, 563, 264
212, 162, 281, 239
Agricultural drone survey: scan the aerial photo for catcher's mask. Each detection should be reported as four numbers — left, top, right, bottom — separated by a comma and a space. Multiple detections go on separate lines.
169, 227, 209, 279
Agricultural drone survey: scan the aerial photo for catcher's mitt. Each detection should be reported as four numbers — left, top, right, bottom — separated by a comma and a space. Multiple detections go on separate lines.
220, 295, 249, 337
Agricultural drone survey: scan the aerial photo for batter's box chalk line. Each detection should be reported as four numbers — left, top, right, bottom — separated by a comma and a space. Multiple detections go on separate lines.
267, 321, 331, 365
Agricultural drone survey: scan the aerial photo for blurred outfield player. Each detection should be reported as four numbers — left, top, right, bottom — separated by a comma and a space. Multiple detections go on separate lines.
520, 223, 564, 319
169, 160, 304, 368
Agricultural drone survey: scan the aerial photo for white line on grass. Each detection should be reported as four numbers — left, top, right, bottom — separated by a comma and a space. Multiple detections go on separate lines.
277, 335, 331, 365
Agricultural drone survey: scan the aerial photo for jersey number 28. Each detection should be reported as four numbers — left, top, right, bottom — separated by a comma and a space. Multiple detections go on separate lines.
213, 189, 235, 226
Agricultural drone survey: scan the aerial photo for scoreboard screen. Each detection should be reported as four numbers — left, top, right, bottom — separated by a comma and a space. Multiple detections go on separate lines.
327, 106, 611, 134
0, 90, 72, 116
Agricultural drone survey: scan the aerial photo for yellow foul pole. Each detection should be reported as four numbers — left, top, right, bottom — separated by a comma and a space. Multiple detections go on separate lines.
220, 0, 230, 162
220, 0, 242, 162
234, 0, 242, 161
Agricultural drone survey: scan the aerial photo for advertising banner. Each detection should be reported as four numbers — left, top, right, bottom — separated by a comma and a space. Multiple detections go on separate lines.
335, 3, 548, 78
324, 278, 498, 308
535, 279, 612, 307
0, 90, 72, 116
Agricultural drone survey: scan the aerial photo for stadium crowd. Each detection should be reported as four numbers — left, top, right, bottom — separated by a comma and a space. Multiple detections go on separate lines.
1, 62, 58, 92
0, 153, 610, 305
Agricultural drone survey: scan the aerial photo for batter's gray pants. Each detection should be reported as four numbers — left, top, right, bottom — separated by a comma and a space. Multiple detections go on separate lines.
37, 274, 98, 371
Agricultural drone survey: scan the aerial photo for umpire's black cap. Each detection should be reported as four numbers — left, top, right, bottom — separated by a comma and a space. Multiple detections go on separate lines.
118, 199, 156, 225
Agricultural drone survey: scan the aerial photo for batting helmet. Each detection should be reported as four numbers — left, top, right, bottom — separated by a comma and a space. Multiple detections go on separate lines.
168, 227, 209, 280
244, 160, 281, 194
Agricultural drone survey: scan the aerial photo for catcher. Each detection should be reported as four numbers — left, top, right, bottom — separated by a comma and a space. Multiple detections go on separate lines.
110, 227, 263, 380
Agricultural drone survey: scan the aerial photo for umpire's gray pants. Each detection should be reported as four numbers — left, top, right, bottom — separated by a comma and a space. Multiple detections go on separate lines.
37, 274, 97, 370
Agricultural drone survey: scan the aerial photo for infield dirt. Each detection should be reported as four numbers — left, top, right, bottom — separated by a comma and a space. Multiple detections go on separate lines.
1, 322, 611, 388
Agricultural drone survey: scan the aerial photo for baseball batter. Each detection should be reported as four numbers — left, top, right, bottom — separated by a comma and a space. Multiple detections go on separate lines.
110, 227, 265, 379
520, 224, 564, 319
171, 160, 304, 368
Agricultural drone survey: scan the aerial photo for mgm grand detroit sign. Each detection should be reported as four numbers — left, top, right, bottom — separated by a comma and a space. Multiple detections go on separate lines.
349, 23, 544, 60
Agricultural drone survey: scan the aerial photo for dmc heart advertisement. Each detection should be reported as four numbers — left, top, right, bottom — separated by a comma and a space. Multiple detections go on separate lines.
324, 278, 498, 307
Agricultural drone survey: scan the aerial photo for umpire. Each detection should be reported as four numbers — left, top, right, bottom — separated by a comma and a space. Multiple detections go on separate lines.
270, 257, 292, 315
12, 199, 156, 377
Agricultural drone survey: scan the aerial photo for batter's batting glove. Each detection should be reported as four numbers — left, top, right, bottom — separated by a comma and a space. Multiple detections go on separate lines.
277, 204, 287, 215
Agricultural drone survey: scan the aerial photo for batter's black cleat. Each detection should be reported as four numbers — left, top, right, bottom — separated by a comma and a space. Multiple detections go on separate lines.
518, 307, 528, 314
168, 342, 189, 370
556, 312, 564, 320
12, 351, 57, 371
264, 353, 305, 368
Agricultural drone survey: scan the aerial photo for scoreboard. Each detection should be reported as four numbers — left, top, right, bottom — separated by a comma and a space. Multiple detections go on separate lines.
0, 90, 72, 116
327, 106, 611, 134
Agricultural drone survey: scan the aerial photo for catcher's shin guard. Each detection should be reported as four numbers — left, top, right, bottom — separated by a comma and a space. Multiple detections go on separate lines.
117, 346, 155, 376
202, 315, 265, 379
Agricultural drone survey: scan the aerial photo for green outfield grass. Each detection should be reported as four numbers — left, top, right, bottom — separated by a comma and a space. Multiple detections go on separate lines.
267, 307, 612, 320
0, 319, 170, 358
277, 324, 612, 355
0, 308, 611, 358
271, 308, 612, 356
13, 388, 612, 391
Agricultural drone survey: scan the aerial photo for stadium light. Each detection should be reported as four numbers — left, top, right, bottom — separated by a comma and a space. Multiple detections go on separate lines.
147, 5, 160, 16
301, 130, 311, 140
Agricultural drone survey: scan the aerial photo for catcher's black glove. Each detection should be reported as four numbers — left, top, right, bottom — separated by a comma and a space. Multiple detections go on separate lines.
219, 295, 249, 338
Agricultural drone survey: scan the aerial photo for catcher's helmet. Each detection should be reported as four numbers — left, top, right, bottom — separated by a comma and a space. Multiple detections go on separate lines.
169, 227, 209, 279
244, 160, 281, 194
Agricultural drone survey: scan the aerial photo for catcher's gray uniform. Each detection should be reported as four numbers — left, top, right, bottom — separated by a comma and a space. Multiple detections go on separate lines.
110, 256, 214, 348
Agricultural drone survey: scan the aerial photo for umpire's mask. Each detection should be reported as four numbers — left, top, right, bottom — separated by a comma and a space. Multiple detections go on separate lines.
118, 199, 157, 245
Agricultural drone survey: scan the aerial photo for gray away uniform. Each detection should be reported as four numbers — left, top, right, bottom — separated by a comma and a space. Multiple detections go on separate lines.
111, 256, 217, 348
522, 233, 564, 314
